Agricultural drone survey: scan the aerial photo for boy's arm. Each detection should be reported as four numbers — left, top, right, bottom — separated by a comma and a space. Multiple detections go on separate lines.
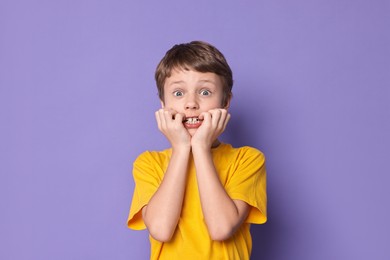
192, 109, 250, 241
192, 146, 250, 241
142, 146, 190, 242
142, 109, 191, 242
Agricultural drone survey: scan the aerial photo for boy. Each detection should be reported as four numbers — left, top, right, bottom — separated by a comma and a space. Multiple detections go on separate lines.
127, 41, 267, 259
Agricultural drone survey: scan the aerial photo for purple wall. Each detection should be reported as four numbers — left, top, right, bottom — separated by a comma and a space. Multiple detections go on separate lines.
1, 0, 389, 259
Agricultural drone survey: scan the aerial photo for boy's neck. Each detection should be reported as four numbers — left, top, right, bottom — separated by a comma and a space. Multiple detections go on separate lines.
212, 139, 221, 148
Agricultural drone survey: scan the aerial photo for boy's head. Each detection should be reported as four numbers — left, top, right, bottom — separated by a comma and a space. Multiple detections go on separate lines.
155, 41, 233, 107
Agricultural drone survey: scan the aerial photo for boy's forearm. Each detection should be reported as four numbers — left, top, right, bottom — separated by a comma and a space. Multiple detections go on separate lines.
192, 146, 249, 241
143, 146, 190, 242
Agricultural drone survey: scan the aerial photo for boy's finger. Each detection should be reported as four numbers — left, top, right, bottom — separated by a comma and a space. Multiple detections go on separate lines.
221, 113, 231, 131
199, 112, 211, 123
215, 110, 226, 129
210, 109, 222, 126
163, 108, 179, 121
156, 109, 166, 130
155, 111, 161, 130
163, 110, 174, 122
220, 109, 229, 123
174, 113, 185, 123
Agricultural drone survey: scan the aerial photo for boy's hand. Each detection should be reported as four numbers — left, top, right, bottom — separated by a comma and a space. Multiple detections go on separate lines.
155, 108, 191, 149
191, 108, 230, 149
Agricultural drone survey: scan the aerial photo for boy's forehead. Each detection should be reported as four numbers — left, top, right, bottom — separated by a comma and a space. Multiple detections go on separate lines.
165, 69, 222, 86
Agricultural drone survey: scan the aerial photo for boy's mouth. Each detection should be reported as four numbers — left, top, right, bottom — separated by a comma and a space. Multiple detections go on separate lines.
183, 117, 203, 125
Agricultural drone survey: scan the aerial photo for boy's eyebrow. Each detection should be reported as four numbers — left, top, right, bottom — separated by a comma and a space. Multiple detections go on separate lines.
169, 80, 185, 85
166, 80, 185, 88
197, 79, 219, 88
167, 79, 217, 86
198, 79, 217, 84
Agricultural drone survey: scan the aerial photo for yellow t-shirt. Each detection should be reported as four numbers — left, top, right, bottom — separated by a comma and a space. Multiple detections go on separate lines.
127, 143, 267, 260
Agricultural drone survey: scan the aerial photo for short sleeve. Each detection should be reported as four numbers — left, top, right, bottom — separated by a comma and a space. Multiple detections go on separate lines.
127, 152, 164, 230
225, 148, 267, 224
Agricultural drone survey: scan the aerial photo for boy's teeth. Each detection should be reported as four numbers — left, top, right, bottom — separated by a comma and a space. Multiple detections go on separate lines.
186, 118, 199, 124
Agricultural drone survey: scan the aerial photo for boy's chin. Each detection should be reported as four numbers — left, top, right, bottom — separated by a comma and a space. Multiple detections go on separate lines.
186, 128, 198, 136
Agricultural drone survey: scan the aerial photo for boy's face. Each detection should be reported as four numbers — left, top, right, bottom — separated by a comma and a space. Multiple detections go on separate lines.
161, 68, 229, 136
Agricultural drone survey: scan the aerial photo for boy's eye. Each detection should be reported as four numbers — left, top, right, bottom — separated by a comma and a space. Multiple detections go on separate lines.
200, 90, 211, 96
173, 91, 183, 97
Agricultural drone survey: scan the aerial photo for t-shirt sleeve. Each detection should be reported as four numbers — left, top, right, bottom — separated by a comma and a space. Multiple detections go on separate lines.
127, 152, 163, 230
225, 148, 267, 224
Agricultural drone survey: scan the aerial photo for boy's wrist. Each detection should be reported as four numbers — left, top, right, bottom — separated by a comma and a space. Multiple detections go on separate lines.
191, 143, 212, 154
191, 138, 220, 151
172, 144, 191, 154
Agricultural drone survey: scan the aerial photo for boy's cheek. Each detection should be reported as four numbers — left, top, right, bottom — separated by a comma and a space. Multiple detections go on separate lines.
164, 108, 178, 115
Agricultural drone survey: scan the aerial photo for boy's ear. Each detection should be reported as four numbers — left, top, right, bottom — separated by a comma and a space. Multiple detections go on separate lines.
223, 94, 232, 109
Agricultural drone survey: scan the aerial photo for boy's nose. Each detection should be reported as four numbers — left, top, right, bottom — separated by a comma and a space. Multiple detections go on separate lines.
185, 94, 199, 110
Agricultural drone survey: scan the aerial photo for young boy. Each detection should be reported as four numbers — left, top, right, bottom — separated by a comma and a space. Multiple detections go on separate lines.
127, 41, 267, 259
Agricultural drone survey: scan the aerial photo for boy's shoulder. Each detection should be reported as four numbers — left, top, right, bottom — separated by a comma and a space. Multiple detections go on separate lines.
218, 142, 264, 154
134, 147, 172, 165
215, 143, 265, 161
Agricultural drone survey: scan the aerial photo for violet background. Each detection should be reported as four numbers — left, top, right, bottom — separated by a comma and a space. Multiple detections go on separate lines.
1, 0, 389, 259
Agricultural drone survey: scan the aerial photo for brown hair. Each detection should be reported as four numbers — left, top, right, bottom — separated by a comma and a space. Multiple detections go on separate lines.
155, 41, 233, 107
